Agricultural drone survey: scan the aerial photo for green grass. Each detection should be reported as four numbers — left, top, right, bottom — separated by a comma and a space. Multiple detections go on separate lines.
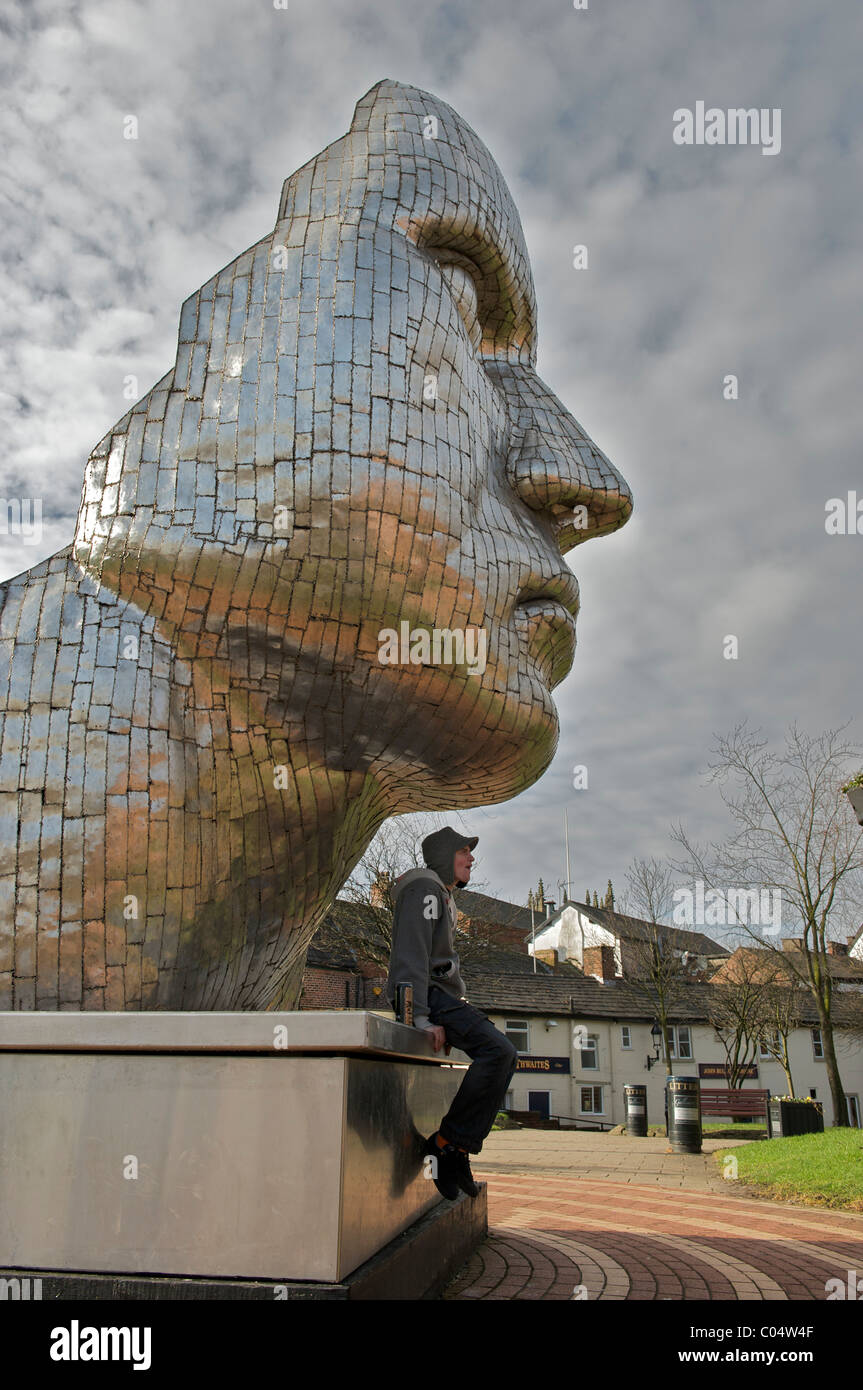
703, 1121, 767, 1138
611, 1122, 766, 1139
716, 1128, 863, 1211
491, 1111, 522, 1131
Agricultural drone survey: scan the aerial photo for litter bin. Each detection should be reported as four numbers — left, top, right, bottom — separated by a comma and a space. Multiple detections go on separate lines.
667, 1074, 702, 1154
624, 1083, 648, 1136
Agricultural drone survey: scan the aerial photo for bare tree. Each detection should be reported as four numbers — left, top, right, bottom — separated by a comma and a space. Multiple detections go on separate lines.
333, 810, 495, 973
618, 857, 694, 1075
756, 965, 802, 1098
333, 812, 450, 971
706, 948, 800, 1090
708, 985, 761, 1090
673, 722, 863, 1127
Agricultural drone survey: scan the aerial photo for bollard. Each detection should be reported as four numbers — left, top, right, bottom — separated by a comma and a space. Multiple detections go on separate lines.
667, 1074, 702, 1154
624, 1083, 648, 1136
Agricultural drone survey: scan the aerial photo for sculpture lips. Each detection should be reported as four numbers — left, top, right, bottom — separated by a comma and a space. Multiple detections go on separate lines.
515, 568, 581, 619
513, 598, 578, 686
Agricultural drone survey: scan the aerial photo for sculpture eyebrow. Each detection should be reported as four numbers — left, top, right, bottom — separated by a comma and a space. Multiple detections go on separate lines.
413, 225, 536, 360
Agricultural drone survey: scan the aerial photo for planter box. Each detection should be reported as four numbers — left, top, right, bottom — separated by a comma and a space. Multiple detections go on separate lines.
767, 1099, 824, 1138
846, 786, 863, 827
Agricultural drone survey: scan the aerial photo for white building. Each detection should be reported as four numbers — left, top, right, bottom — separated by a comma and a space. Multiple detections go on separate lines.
467, 975, 863, 1129
463, 900, 863, 1129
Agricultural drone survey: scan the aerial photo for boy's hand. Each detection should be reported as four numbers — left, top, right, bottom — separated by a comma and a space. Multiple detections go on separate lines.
423, 1024, 447, 1053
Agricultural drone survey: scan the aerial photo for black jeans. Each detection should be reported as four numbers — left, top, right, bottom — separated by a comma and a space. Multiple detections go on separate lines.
427, 985, 518, 1154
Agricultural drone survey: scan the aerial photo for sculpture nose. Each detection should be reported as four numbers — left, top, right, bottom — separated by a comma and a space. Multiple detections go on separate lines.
485, 361, 632, 554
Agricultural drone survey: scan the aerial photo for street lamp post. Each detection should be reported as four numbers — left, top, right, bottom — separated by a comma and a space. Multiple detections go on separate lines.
645, 1019, 662, 1071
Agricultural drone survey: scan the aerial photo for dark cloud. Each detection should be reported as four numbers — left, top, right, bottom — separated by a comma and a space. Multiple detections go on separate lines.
2, 0, 860, 902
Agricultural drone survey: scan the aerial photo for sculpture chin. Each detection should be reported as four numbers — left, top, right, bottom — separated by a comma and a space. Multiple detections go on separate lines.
371, 651, 564, 815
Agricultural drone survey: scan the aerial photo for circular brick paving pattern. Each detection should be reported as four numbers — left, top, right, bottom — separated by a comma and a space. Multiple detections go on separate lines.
443, 1173, 863, 1300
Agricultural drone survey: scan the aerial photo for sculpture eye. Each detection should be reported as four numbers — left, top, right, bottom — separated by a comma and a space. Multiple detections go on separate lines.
437, 260, 482, 349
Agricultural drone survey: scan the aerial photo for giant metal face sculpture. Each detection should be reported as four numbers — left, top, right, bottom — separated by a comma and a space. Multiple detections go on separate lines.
0, 80, 631, 1010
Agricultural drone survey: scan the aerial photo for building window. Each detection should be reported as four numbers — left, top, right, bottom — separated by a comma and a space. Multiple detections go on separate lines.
620, 1025, 632, 1049
758, 1032, 780, 1060
580, 1035, 598, 1070
580, 1086, 604, 1114
671, 1025, 692, 1060
505, 1020, 529, 1054
811, 1028, 824, 1060
809, 1088, 817, 1099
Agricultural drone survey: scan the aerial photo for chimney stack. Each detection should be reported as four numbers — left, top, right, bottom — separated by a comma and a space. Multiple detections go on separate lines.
583, 944, 617, 982
534, 948, 559, 968
369, 872, 393, 908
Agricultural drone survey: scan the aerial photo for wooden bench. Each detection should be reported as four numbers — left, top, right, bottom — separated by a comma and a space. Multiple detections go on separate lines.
700, 1088, 770, 1120
508, 1109, 561, 1130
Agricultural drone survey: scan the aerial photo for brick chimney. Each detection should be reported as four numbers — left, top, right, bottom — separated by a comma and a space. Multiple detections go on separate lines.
828, 940, 849, 956
583, 944, 617, 982
534, 948, 559, 968
369, 872, 393, 908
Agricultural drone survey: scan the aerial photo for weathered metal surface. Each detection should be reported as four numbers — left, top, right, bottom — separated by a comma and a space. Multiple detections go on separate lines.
0, 1047, 467, 1281
0, 80, 631, 1011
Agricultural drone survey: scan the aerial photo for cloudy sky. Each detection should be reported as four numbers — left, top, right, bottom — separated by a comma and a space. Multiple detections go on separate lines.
2, 0, 861, 917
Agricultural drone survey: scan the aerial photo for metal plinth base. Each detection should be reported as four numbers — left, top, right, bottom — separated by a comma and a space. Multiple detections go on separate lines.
0, 1011, 471, 1284
0, 1185, 487, 1301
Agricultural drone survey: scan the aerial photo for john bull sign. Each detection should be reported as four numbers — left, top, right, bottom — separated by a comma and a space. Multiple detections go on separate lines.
698, 1063, 759, 1081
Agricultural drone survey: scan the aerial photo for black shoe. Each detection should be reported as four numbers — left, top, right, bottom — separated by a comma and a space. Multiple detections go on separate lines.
450, 1146, 480, 1198
421, 1133, 459, 1200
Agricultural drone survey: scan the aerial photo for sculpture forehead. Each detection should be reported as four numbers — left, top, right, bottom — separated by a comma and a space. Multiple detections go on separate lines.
277, 79, 537, 361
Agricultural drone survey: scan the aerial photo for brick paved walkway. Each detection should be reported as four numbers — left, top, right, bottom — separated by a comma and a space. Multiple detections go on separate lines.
442, 1132, 863, 1300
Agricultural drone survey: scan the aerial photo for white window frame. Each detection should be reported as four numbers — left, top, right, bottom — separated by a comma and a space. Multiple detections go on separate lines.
620, 1025, 632, 1050
811, 1027, 824, 1060
671, 1025, 692, 1060
505, 1019, 530, 1054
580, 1034, 599, 1070
758, 1031, 780, 1060
579, 1085, 605, 1114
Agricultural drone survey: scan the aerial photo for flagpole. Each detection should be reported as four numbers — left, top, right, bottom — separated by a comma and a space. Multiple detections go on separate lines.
531, 902, 536, 972
564, 808, 572, 903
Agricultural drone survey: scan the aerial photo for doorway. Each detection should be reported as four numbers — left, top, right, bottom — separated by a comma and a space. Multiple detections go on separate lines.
528, 1091, 551, 1118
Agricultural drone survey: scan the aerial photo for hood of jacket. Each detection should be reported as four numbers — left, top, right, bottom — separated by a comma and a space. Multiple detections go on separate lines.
393, 865, 449, 901
420, 826, 478, 890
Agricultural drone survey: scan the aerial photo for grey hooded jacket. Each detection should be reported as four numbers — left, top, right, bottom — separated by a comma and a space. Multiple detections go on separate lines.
385, 868, 465, 1030
385, 828, 475, 1030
